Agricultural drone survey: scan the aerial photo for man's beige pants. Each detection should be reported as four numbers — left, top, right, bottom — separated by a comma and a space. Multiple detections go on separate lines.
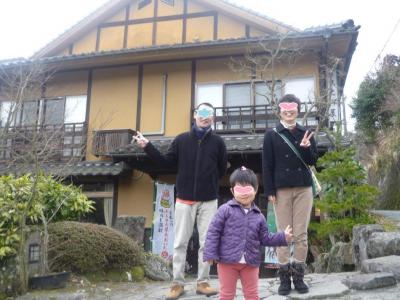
172, 200, 218, 285
274, 187, 313, 264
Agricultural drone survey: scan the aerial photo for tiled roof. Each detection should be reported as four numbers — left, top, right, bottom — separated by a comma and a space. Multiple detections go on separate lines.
0, 161, 130, 177
110, 132, 336, 157
304, 19, 357, 33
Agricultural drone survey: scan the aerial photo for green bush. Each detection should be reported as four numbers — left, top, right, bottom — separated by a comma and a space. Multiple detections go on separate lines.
48, 221, 145, 274
0, 174, 94, 259
310, 129, 379, 250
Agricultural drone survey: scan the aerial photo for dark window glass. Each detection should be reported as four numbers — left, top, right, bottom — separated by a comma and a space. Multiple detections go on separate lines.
44, 99, 65, 125
28, 244, 40, 263
21, 101, 39, 126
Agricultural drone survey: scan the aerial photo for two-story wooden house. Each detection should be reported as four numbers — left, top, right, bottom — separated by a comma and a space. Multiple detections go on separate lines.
0, 0, 358, 245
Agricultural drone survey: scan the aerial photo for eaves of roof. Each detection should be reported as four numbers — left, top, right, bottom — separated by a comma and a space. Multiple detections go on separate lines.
109, 132, 336, 158
0, 161, 131, 177
0, 24, 358, 69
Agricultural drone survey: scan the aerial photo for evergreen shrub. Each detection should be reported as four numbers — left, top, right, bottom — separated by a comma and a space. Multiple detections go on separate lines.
48, 221, 145, 274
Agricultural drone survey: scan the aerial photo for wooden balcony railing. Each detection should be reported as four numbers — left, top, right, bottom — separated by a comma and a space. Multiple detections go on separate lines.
211, 104, 318, 133
0, 122, 87, 163
92, 129, 136, 156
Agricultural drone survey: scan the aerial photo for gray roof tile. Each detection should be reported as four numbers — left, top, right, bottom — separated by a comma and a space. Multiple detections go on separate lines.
0, 161, 130, 177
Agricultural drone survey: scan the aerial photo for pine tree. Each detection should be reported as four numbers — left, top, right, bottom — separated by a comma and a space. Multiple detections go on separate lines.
311, 129, 379, 247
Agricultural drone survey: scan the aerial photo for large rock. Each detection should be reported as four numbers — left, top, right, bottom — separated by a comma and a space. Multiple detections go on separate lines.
327, 242, 354, 273
352, 224, 384, 269
313, 253, 329, 273
143, 253, 172, 281
342, 272, 396, 290
361, 255, 400, 280
113, 215, 145, 244
367, 232, 400, 258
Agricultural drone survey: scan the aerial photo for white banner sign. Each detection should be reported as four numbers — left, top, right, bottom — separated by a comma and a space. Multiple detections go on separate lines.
152, 182, 175, 261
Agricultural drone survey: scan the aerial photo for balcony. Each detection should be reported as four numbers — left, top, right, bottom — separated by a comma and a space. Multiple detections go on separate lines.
0, 122, 87, 163
92, 129, 136, 157
212, 104, 318, 133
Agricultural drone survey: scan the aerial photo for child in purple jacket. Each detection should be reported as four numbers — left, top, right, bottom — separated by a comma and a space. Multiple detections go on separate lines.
204, 167, 292, 300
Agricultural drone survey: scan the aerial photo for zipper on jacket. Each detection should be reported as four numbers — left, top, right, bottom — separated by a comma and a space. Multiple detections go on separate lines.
242, 209, 249, 263
192, 138, 202, 200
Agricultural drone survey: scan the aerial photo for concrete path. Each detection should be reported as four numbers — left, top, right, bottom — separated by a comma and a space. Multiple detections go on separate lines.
372, 210, 400, 222
17, 272, 400, 300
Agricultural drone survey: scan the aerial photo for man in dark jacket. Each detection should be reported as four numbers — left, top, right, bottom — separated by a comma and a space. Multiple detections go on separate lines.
133, 102, 227, 300
262, 94, 318, 296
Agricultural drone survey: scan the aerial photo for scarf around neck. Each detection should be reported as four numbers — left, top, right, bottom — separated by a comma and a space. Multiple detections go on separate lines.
280, 120, 297, 130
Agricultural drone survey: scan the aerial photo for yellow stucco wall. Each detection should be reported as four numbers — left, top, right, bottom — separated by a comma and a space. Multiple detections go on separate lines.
187, 1, 209, 13
197, 58, 251, 83
217, 14, 246, 39
73, 29, 97, 55
45, 71, 89, 97
158, 0, 184, 16
163, 61, 192, 135
89, 66, 138, 130
98, 26, 125, 51
250, 27, 268, 37
140, 65, 164, 133
140, 61, 191, 135
87, 66, 138, 159
186, 16, 214, 43
63, 0, 288, 53
127, 23, 153, 48
156, 20, 183, 45
105, 8, 126, 22
130, 0, 155, 19
118, 171, 155, 228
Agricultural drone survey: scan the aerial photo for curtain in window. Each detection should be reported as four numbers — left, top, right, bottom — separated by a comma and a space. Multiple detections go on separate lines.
103, 198, 114, 227
64, 95, 87, 124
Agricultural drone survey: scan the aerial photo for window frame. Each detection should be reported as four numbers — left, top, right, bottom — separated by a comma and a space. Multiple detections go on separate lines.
223, 80, 282, 108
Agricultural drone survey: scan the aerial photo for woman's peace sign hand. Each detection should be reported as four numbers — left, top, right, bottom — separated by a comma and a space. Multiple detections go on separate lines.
300, 130, 314, 148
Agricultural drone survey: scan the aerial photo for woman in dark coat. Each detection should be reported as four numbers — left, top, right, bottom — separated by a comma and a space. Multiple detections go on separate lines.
262, 94, 318, 296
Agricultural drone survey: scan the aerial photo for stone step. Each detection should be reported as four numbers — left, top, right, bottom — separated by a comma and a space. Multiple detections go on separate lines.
361, 255, 400, 280
342, 272, 396, 290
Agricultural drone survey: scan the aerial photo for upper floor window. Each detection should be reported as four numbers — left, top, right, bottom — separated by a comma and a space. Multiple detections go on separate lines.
224, 81, 282, 107
0, 95, 87, 128
283, 77, 315, 104
138, 0, 152, 9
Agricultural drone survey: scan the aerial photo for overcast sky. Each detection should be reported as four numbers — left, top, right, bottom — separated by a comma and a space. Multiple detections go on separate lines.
0, 0, 399, 131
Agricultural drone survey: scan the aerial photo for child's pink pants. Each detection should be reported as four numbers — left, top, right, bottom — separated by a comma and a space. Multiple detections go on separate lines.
217, 262, 259, 300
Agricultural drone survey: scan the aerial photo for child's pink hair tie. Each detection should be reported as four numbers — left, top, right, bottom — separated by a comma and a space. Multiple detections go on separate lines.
241, 166, 247, 170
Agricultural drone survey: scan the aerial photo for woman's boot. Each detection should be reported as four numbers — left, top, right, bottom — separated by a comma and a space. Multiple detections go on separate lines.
291, 262, 309, 294
277, 263, 291, 295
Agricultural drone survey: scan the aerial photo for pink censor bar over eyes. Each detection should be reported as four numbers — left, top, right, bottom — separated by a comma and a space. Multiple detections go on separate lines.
279, 102, 298, 111
233, 185, 254, 194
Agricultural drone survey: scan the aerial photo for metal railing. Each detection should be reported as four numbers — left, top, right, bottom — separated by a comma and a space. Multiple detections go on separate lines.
92, 129, 136, 156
